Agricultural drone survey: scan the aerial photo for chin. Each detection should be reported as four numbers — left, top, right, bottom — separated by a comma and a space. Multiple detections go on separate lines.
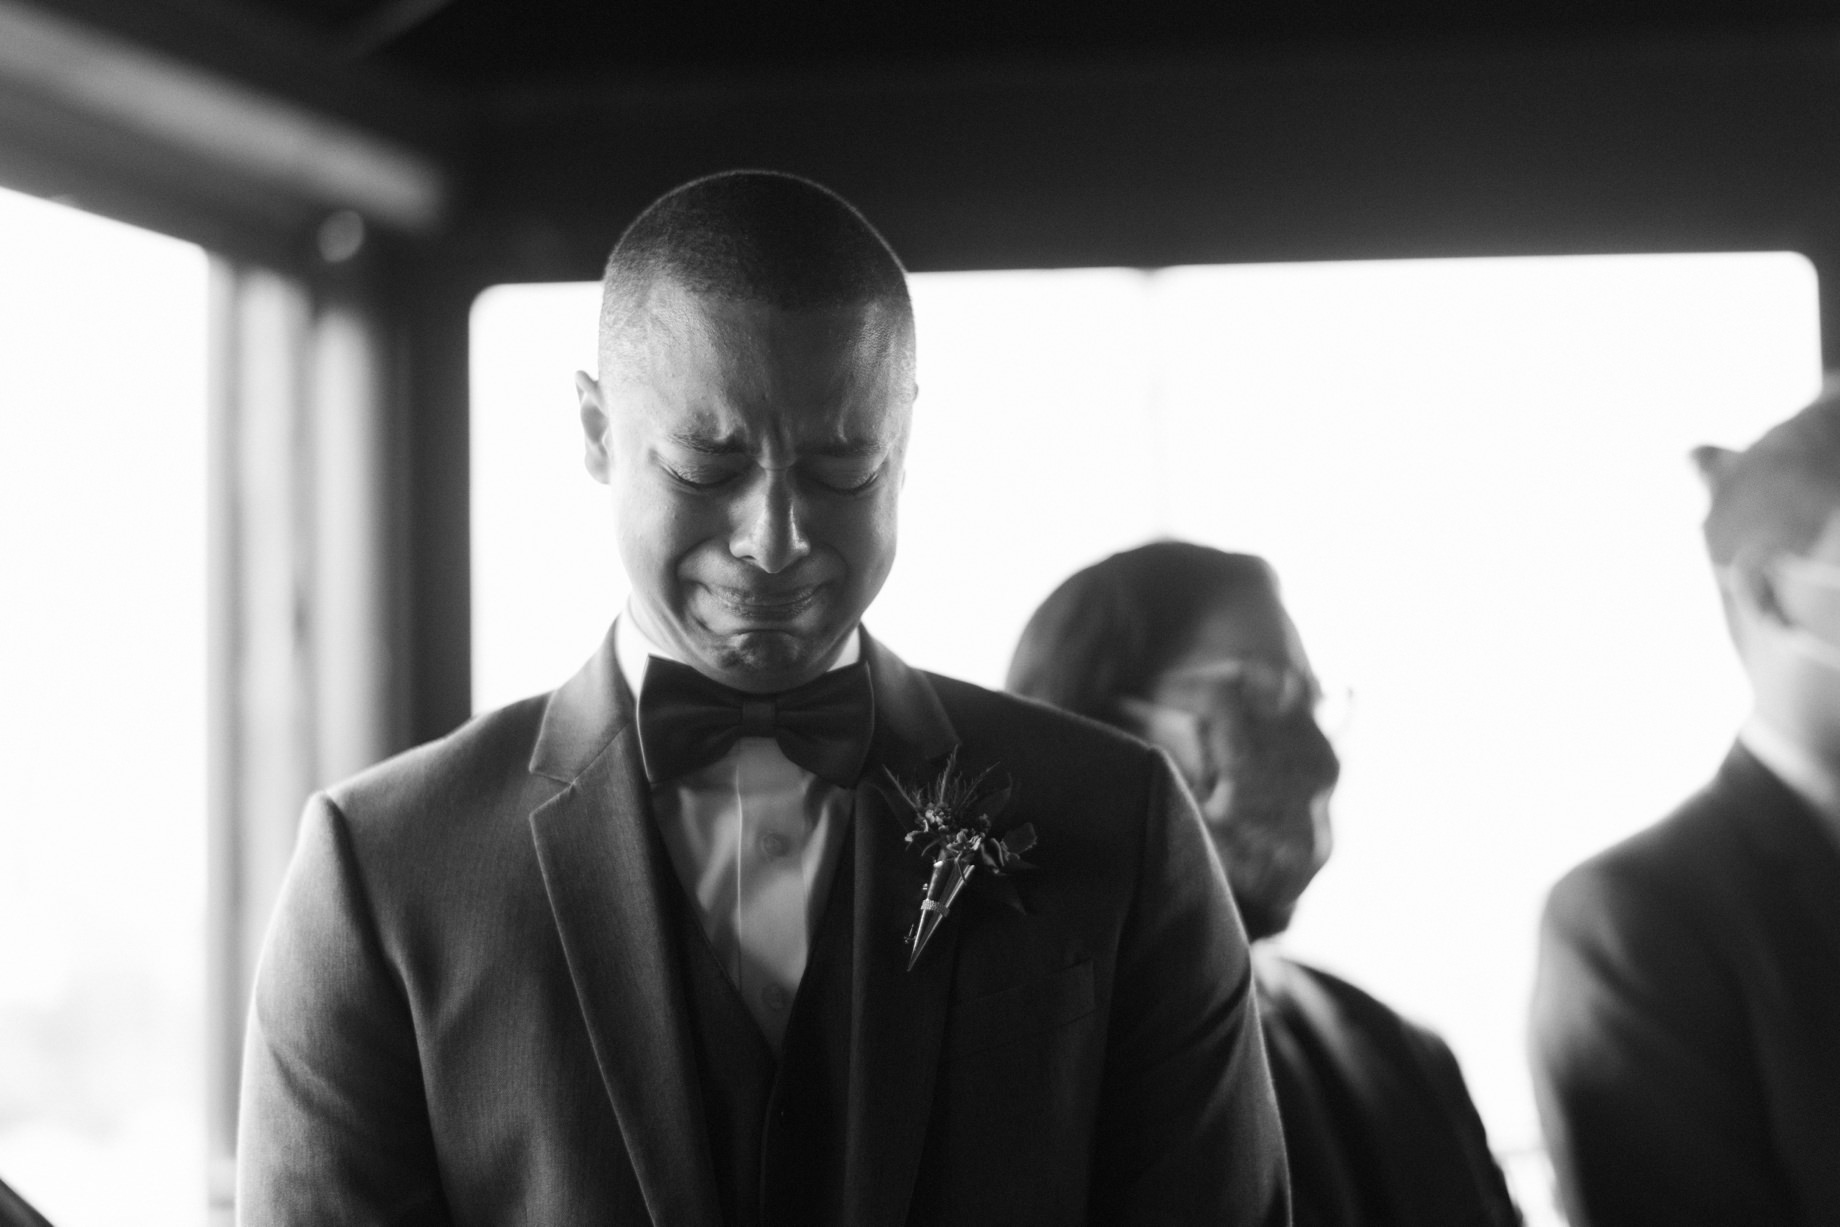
702, 627, 837, 690
1236, 897, 1296, 944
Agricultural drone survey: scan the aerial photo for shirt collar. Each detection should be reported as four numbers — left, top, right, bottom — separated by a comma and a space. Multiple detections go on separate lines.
1737, 713, 1840, 832
614, 606, 862, 700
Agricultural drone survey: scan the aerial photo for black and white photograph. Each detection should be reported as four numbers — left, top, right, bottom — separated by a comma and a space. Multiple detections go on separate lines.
2, 2, 1838, 1224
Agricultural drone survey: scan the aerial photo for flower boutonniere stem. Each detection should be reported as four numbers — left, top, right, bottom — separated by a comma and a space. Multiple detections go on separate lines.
885, 749, 1037, 970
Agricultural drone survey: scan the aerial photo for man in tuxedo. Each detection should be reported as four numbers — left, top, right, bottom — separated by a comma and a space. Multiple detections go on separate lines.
235, 171, 1288, 1225
1010, 542, 1520, 1227
1530, 381, 1840, 1226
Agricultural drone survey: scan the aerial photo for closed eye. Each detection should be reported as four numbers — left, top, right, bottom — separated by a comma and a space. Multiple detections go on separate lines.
664, 463, 742, 490
806, 461, 883, 495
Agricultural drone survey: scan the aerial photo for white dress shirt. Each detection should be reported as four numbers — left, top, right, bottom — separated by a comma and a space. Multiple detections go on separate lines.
616, 613, 859, 1053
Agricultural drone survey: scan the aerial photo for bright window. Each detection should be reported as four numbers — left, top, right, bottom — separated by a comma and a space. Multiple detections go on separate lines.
0, 187, 209, 1223
471, 254, 1821, 1222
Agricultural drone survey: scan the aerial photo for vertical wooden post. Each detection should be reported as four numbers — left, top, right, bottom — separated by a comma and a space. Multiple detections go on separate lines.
206, 262, 311, 1223
1814, 246, 1840, 376
203, 253, 405, 1222
395, 252, 475, 747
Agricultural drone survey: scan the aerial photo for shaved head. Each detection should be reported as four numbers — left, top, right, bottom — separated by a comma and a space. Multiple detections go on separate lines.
577, 170, 918, 691
599, 170, 913, 379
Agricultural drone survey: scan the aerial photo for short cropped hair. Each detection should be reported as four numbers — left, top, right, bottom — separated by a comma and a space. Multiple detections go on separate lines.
1006, 541, 1282, 724
599, 170, 910, 367
1696, 374, 1840, 568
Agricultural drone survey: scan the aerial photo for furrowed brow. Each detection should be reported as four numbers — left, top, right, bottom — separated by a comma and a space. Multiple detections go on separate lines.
665, 430, 750, 456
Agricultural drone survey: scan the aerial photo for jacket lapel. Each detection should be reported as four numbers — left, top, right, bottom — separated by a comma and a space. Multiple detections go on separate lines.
527, 626, 723, 1227
843, 631, 961, 1225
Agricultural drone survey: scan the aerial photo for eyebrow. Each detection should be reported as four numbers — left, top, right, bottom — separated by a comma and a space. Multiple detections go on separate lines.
665, 431, 749, 456
664, 431, 886, 459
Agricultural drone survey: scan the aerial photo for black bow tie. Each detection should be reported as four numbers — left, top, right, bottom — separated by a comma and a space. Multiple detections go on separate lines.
635, 656, 875, 788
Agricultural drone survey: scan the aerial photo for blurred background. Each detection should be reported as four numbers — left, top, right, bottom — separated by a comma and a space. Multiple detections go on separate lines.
471, 260, 1819, 1223
6, 0, 1840, 1221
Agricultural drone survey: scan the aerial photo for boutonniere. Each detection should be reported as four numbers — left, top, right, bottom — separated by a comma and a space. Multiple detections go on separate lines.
883, 749, 1038, 970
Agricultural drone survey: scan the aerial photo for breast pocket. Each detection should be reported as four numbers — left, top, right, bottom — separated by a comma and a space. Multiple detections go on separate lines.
939, 960, 1100, 1132
946, 959, 1097, 1057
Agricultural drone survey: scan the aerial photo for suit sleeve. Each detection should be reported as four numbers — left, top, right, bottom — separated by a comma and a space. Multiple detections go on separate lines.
1529, 861, 1792, 1227
1089, 750, 1290, 1226
236, 793, 451, 1227
1400, 1023, 1523, 1226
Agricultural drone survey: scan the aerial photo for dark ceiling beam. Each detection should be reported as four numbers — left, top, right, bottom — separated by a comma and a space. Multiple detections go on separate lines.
463, 34, 1840, 285
25, 0, 460, 142
0, 0, 464, 262
335, 0, 460, 63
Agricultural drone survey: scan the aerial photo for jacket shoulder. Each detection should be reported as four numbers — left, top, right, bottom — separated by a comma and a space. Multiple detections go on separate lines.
922, 671, 1164, 775
291, 694, 565, 948
1536, 765, 1804, 1015
1546, 770, 1755, 933
323, 692, 554, 833
916, 673, 1193, 885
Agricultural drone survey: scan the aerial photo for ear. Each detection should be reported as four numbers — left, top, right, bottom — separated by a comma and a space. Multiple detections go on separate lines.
1726, 547, 1790, 627
1690, 444, 1739, 491
575, 370, 613, 485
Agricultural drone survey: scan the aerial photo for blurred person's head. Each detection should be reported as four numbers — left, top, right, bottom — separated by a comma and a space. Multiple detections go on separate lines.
1698, 375, 1840, 756
1008, 542, 1338, 939
574, 170, 917, 693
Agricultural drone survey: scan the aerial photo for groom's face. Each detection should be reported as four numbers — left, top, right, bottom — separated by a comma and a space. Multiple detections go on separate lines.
579, 279, 915, 693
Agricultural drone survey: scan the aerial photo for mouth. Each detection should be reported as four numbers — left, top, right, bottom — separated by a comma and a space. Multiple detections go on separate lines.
698, 582, 827, 624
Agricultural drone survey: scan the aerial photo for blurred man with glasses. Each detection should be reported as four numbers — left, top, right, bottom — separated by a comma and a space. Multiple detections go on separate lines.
1010, 540, 1520, 1227
1532, 381, 1840, 1227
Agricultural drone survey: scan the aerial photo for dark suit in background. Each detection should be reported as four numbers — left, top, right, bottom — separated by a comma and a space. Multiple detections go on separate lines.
1257, 950, 1520, 1227
0, 1177, 53, 1227
1531, 744, 1840, 1226
237, 630, 1289, 1225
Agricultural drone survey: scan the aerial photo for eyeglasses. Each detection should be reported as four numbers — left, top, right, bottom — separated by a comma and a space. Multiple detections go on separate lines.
1116, 658, 1349, 801
1138, 658, 1341, 726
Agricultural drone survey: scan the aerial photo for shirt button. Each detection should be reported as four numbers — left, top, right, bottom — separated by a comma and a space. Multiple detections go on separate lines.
760, 832, 791, 858
761, 984, 792, 1012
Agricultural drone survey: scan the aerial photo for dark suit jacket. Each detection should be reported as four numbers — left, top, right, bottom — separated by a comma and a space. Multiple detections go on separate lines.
0, 1176, 53, 1227
1530, 743, 1840, 1227
236, 628, 1289, 1225
1256, 952, 1518, 1227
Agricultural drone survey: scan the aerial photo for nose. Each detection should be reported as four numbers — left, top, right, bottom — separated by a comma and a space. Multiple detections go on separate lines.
728, 469, 811, 574
1308, 788, 1335, 871
1312, 720, 1342, 793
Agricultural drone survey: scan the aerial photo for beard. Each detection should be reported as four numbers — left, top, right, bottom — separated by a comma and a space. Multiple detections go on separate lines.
702, 624, 846, 690
1233, 892, 1297, 943
1210, 798, 1325, 942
